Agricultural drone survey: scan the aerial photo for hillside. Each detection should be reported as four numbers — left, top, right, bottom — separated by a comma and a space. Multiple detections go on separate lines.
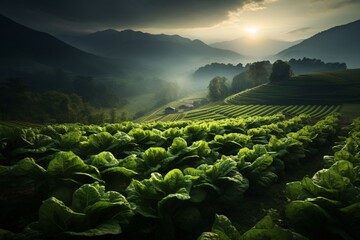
0, 14, 122, 77
225, 69, 360, 105
276, 19, 360, 68
60, 29, 242, 74
211, 37, 300, 57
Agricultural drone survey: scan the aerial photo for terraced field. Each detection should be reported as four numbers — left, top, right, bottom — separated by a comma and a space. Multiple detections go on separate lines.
137, 69, 359, 123
144, 104, 341, 122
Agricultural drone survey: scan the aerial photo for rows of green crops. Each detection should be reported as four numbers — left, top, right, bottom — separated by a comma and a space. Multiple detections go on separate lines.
196, 117, 360, 240
183, 104, 341, 121
284, 117, 360, 239
0, 113, 344, 239
143, 104, 341, 123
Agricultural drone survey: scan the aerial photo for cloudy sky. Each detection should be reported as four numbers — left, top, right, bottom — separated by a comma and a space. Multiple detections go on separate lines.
0, 0, 359, 43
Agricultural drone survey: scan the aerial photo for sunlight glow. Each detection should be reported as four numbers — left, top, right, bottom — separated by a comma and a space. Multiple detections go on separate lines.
245, 27, 259, 34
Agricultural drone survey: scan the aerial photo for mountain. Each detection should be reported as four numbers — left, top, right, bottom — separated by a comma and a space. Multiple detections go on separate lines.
276, 19, 360, 68
211, 37, 301, 58
60, 29, 242, 74
0, 14, 123, 77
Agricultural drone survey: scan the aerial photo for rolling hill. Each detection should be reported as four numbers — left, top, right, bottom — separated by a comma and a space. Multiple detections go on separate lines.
276, 19, 360, 68
0, 14, 123, 77
139, 69, 360, 122
225, 69, 360, 105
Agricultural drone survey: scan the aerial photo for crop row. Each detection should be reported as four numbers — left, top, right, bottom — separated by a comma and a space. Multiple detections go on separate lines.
182, 104, 341, 121
284, 117, 360, 239
0, 114, 339, 239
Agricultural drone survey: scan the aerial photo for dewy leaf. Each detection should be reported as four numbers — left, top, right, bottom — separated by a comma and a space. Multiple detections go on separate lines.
248, 153, 273, 172
168, 137, 188, 155
143, 147, 167, 168
197, 232, 221, 240
329, 160, 354, 180
212, 214, 241, 240
286, 181, 312, 201
59, 131, 82, 150
163, 168, 192, 193
126, 169, 192, 218
65, 220, 122, 237
88, 132, 114, 151
85, 200, 134, 225
47, 151, 89, 177
39, 197, 86, 235
112, 131, 133, 146
206, 158, 238, 181
71, 182, 105, 212
126, 179, 161, 218
240, 215, 299, 240
312, 169, 350, 192
286, 200, 329, 236
88, 151, 119, 169
4, 157, 46, 179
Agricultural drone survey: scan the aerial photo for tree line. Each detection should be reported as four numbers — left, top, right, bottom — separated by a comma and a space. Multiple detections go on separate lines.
0, 78, 131, 124
207, 60, 292, 101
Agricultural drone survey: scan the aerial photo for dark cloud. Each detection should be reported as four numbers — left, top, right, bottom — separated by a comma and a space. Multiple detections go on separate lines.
311, 0, 360, 9
0, 0, 267, 33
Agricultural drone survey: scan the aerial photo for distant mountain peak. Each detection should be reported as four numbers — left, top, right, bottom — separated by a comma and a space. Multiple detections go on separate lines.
0, 13, 121, 75
211, 37, 301, 57
60, 28, 241, 61
276, 19, 360, 68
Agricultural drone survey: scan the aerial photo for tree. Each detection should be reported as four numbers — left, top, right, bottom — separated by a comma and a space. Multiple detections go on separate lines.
269, 60, 293, 82
208, 76, 230, 101
231, 72, 252, 93
248, 61, 271, 86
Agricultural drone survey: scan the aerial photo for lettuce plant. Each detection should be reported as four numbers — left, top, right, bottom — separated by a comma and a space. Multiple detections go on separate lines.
26, 182, 134, 238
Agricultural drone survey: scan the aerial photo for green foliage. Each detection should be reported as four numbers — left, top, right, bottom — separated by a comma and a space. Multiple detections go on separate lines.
126, 169, 192, 218
269, 60, 293, 82
285, 117, 360, 239
231, 61, 271, 94
198, 213, 308, 240
0, 113, 348, 239
208, 76, 230, 101
185, 158, 249, 207
32, 182, 134, 238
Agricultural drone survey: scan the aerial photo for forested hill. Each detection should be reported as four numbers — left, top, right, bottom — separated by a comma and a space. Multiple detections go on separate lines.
0, 14, 122, 76
60, 29, 242, 68
276, 19, 360, 68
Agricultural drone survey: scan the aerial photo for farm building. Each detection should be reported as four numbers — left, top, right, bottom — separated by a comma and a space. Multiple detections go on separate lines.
164, 107, 178, 114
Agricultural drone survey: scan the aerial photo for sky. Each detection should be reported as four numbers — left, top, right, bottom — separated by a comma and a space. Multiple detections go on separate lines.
0, 0, 359, 43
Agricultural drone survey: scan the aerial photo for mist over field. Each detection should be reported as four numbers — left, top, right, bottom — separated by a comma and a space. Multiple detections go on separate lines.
0, 0, 359, 122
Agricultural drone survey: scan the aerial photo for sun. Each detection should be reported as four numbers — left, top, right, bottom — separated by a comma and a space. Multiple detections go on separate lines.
245, 27, 259, 35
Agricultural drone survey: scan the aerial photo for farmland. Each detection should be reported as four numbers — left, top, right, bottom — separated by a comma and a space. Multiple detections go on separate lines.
136, 69, 360, 123
1, 112, 360, 240
225, 69, 360, 105
1, 69, 360, 239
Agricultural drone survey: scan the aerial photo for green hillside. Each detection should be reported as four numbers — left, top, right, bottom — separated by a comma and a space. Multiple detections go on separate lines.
138, 69, 360, 122
225, 69, 360, 105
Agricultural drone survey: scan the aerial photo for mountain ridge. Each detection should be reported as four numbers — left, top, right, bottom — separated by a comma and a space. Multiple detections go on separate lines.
276, 19, 360, 68
0, 14, 123, 76
211, 37, 301, 58
59, 28, 242, 69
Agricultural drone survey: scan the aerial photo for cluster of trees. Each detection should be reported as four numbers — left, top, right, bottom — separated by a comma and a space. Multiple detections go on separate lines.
208, 60, 292, 101
231, 61, 272, 93
288, 57, 346, 74
0, 78, 128, 124
193, 63, 245, 81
